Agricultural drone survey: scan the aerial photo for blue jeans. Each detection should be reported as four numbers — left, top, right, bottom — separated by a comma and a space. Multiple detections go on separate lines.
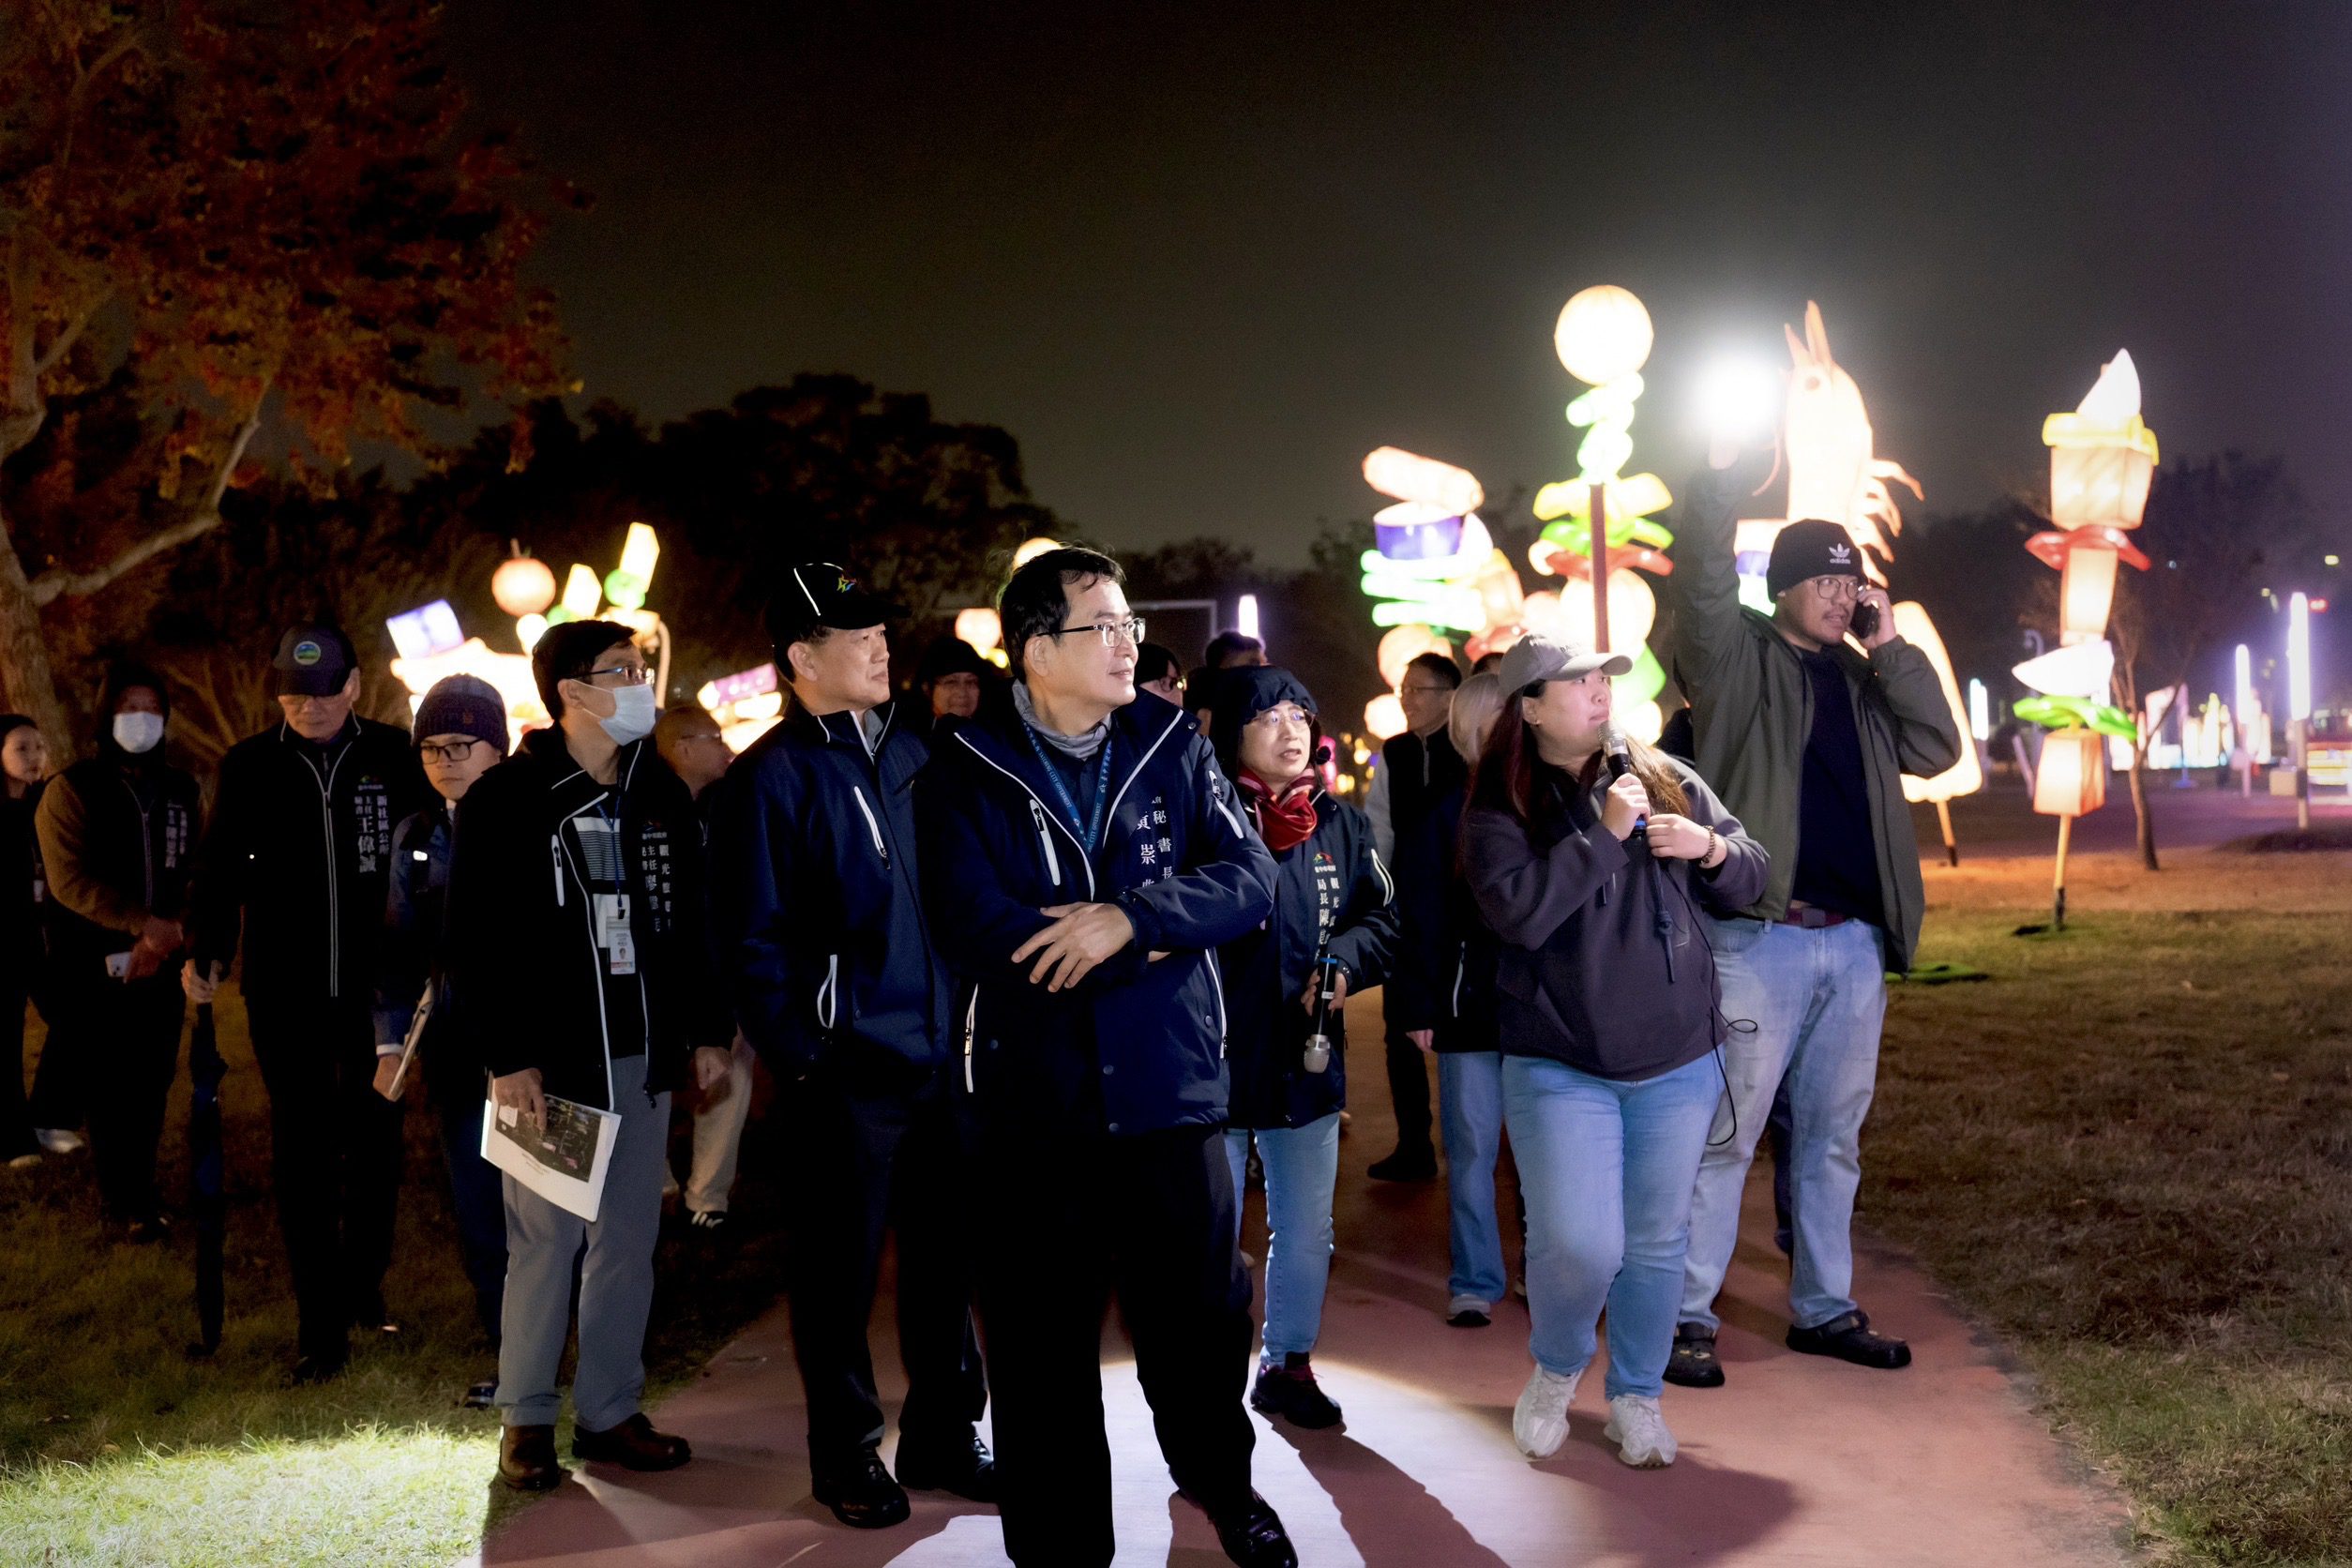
1438, 1051, 1509, 1304
1679, 916, 1889, 1334
1225, 1111, 1341, 1363
1503, 1051, 1720, 1398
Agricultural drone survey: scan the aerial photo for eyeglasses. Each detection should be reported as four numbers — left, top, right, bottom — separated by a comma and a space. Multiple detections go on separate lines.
1250, 703, 1311, 729
279, 692, 344, 711
1042, 616, 1145, 650
419, 740, 481, 764
1399, 683, 1452, 697
1807, 577, 1862, 604
581, 663, 650, 686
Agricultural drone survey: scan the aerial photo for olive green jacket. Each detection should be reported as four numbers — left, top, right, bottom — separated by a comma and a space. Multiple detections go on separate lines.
1666, 465, 1963, 971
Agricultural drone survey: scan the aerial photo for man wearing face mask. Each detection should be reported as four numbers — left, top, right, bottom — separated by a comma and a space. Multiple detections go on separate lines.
373, 673, 510, 1409
184, 624, 430, 1381
443, 619, 733, 1492
36, 663, 200, 1240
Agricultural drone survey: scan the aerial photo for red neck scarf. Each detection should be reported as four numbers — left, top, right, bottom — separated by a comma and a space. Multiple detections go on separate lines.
1239, 770, 1319, 852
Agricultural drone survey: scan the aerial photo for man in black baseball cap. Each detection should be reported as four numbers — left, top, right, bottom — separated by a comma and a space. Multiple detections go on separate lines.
185, 621, 430, 1381
710, 561, 991, 1528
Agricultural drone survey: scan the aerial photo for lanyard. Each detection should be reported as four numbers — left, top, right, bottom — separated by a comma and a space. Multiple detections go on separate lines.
1025, 728, 1114, 859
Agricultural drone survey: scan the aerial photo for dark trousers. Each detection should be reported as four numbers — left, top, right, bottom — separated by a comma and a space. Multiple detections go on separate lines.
430, 1075, 507, 1347
784, 1077, 986, 1472
23, 969, 82, 1134
71, 972, 188, 1221
0, 967, 46, 1154
1381, 1024, 1435, 1155
247, 993, 403, 1359
973, 1121, 1255, 1568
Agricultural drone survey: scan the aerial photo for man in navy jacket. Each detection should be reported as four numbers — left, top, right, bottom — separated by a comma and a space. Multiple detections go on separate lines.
917, 548, 1292, 1568
709, 564, 990, 1530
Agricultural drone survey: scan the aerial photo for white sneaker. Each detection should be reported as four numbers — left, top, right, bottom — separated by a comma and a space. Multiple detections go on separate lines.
34, 1128, 83, 1154
1512, 1364, 1581, 1457
1604, 1393, 1678, 1468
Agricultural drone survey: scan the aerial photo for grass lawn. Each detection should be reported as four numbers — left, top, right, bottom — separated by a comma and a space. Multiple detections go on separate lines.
0, 992, 792, 1566
1867, 845, 2352, 1566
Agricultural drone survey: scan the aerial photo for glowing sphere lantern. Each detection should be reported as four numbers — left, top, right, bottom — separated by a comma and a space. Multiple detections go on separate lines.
492, 554, 558, 617
1377, 625, 1452, 689
2043, 352, 2158, 531
1013, 536, 1063, 570
1364, 693, 1407, 741
1554, 285, 1654, 385
955, 606, 1003, 653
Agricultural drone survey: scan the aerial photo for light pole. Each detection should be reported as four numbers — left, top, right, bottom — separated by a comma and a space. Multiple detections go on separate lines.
2288, 591, 2313, 830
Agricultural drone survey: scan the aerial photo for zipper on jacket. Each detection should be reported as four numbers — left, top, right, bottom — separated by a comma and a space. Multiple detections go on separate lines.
550, 837, 566, 906
299, 744, 352, 997
556, 801, 617, 1108
1203, 948, 1229, 1057
818, 954, 838, 1030
1451, 941, 1467, 1017
117, 779, 156, 912
1027, 798, 1062, 887
850, 787, 889, 864
962, 988, 978, 1093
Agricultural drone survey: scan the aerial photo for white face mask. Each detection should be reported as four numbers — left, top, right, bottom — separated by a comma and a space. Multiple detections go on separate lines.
596, 683, 657, 746
112, 712, 165, 755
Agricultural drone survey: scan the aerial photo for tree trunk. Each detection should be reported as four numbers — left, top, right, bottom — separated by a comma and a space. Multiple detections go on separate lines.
2128, 747, 2159, 871
0, 516, 72, 752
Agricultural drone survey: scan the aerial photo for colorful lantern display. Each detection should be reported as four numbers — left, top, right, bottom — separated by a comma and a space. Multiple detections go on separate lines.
698, 662, 785, 753
2043, 352, 2158, 531
1893, 604, 1983, 863
2032, 728, 2109, 817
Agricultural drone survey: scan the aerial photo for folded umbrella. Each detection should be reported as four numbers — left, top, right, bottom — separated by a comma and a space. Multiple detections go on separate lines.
188, 1001, 226, 1356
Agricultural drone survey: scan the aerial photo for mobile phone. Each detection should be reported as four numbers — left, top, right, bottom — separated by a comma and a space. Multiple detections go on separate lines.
1849, 600, 1880, 641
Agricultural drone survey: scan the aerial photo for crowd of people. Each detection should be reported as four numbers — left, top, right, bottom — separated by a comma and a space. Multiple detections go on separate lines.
0, 441, 1962, 1568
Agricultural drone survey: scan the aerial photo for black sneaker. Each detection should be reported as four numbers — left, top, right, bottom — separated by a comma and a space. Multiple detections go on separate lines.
1366, 1147, 1436, 1183
460, 1378, 498, 1410
813, 1447, 911, 1530
1787, 1309, 1911, 1369
1210, 1490, 1298, 1567
895, 1432, 998, 1502
1664, 1325, 1726, 1388
1250, 1355, 1343, 1429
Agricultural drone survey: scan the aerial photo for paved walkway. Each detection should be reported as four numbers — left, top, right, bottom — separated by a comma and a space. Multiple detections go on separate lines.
475, 995, 2130, 1567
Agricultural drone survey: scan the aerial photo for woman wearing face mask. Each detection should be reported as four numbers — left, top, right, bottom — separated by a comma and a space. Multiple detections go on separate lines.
1208, 667, 1399, 1429
1462, 637, 1766, 1470
0, 715, 56, 1166
35, 664, 203, 1240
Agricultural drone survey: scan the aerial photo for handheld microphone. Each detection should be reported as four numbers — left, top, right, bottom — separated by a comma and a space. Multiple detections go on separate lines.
1303, 953, 1337, 1074
1604, 725, 1647, 836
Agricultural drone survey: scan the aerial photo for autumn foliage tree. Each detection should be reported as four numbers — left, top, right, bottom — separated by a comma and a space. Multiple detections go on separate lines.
0, 0, 567, 745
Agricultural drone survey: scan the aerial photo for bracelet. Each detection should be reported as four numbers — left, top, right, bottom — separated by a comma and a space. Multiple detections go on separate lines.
1703, 829, 1721, 867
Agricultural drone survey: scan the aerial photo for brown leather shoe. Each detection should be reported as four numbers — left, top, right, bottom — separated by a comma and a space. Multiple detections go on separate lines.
499, 1424, 564, 1491
572, 1411, 692, 1471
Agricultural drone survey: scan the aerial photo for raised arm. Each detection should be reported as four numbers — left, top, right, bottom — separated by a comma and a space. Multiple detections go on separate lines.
1666, 460, 1756, 691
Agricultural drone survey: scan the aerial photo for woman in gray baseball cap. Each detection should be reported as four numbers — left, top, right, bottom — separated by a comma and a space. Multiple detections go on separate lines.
1462, 635, 1767, 1471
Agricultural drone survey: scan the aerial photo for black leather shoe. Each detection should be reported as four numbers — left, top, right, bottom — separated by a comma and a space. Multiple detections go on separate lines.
1664, 1325, 1726, 1389
1250, 1356, 1343, 1429
1366, 1147, 1437, 1183
290, 1347, 348, 1386
573, 1411, 693, 1470
499, 1424, 564, 1490
1211, 1491, 1297, 1567
1787, 1309, 1912, 1369
895, 1432, 998, 1502
813, 1448, 911, 1530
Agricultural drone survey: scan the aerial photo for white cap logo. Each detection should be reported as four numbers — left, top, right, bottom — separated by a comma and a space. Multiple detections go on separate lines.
1828, 542, 1852, 565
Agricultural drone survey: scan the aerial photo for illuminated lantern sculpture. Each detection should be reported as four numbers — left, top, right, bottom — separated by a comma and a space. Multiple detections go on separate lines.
2013, 352, 2159, 927
1376, 624, 1454, 690
1893, 604, 1984, 864
491, 552, 558, 618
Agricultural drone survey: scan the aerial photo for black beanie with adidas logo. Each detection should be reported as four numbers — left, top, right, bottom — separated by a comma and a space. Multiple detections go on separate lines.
1766, 519, 1867, 600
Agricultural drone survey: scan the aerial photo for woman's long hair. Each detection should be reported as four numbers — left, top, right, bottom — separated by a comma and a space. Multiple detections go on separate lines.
1470, 686, 1689, 831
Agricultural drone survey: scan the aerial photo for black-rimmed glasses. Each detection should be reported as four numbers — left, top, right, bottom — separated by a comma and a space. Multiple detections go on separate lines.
1042, 616, 1145, 650
420, 740, 482, 764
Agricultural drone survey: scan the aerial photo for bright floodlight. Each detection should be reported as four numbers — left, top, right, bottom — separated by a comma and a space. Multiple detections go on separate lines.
2235, 643, 2253, 729
1237, 594, 1259, 640
1968, 678, 1990, 742
2288, 592, 2313, 722
1696, 360, 1780, 445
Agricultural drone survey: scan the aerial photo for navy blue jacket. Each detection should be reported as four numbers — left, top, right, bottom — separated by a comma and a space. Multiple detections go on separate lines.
1219, 792, 1397, 1130
915, 691, 1277, 1137
1386, 781, 1499, 1054
374, 803, 490, 1103
708, 700, 950, 1095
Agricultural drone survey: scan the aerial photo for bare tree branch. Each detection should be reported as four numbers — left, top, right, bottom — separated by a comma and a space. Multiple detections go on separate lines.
26, 396, 267, 606
31, 302, 100, 379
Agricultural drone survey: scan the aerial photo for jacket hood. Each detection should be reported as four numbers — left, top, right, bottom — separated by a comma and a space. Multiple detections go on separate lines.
1207, 666, 1318, 777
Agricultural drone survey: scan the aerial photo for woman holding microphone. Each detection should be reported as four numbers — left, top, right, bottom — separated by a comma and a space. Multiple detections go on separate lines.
1463, 636, 1765, 1469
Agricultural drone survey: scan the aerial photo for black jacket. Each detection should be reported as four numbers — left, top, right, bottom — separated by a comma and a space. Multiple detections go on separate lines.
443, 727, 730, 1111
916, 691, 1277, 1138
1386, 781, 1499, 1054
188, 716, 428, 1001
373, 804, 478, 1092
0, 787, 46, 972
1219, 792, 1397, 1129
1376, 727, 1468, 856
708, 701, 950, 1094
36, 750, 201, 973
1465, 761, 1768, 1081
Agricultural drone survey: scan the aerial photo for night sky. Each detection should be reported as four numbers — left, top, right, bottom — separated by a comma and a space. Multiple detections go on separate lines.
449, 2, 2352, 565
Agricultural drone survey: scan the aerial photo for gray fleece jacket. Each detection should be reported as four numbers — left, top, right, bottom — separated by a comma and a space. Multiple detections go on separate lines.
1465, 760, 1768, 1082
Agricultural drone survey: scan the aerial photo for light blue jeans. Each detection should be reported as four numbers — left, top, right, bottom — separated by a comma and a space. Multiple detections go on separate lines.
1503, 1050, 1721, 1398
1438, 1051, 1509, 1304
1225, 1111, 1341, 1363
1679, 916, 1889, 1334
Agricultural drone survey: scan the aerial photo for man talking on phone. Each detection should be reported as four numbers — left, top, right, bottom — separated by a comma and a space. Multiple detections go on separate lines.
1664, 441, 1961, 1388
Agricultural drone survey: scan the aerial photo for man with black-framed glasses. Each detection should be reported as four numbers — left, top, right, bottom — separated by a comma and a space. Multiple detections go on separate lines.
918, 547, 1291, 1568
184, 622, 432, 1382
371, 673, 510, 1409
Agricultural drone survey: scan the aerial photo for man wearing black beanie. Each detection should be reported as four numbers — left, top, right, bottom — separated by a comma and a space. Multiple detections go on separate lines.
1663, 450, 1962, 1388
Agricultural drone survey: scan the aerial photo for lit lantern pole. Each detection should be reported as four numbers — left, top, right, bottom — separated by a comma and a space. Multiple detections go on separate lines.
2288, 591, 2313, 829
1543, 285, 1666, 654
2016, 352, 2159, 928
2234, 642, 2254, 796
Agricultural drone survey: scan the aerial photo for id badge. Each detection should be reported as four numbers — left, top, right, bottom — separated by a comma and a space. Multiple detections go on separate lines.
596, 893, 636, 975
